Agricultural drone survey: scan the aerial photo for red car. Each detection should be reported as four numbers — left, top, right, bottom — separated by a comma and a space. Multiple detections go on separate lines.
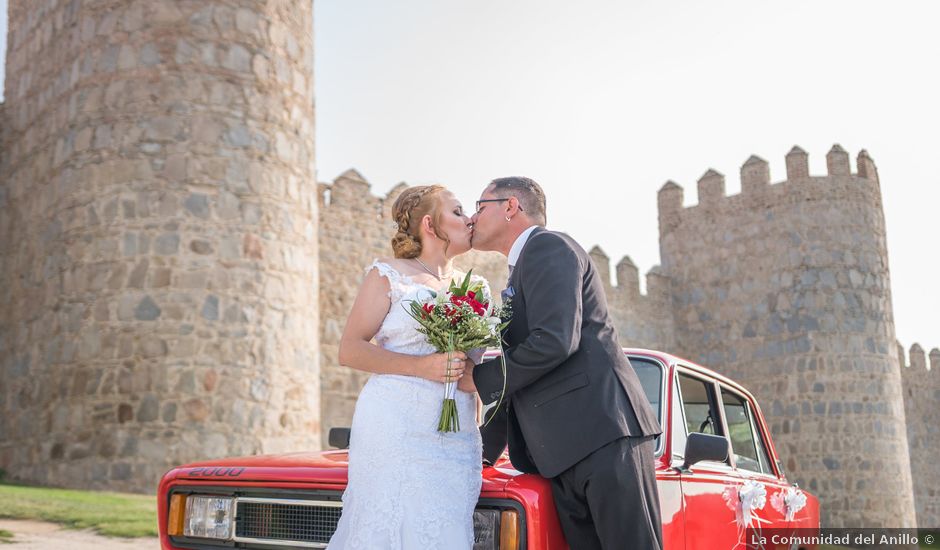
158, 349, 819, 549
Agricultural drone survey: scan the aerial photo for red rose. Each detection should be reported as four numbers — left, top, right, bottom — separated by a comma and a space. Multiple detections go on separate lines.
467, 298, 486, 316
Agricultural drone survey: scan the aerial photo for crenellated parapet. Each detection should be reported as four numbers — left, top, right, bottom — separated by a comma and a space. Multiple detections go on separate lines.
741, 155, 770, 194
587, 247, 671, 305
898, 341, 940, 373
658, 145, 883, 239
899, 341, 940, 527
587, 248, 676, 351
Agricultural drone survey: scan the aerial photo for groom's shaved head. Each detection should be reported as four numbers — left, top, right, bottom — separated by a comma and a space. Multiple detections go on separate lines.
489, 176, 547, 226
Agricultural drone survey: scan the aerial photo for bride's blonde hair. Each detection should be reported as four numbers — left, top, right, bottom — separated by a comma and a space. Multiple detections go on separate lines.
390, 185, 451, 258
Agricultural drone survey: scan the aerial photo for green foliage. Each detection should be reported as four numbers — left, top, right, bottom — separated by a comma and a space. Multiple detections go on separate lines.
405, 270, 510, 353
0, 483, 157, 538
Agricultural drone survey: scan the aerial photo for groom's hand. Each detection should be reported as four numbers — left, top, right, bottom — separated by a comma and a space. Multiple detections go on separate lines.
457, 365, 477, 393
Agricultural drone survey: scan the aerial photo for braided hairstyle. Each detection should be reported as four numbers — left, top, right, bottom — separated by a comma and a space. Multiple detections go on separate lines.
390, 185, 450, 258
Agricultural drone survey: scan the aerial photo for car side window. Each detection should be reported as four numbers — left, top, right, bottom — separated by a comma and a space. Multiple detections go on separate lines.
720, 388, 773, 474
677, 373, 721, 438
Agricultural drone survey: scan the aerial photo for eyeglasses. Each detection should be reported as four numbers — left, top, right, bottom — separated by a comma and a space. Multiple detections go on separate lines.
475, 198, 524, 214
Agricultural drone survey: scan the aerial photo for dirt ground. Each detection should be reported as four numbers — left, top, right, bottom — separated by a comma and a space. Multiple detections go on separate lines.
0, 519, 158, 549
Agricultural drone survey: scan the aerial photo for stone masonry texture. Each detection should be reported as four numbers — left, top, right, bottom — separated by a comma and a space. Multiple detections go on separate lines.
0, 0, 936, 530
0, 0, 318, 493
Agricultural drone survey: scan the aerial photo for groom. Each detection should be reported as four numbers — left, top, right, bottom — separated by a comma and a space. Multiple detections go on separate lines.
467, 176, 664, 550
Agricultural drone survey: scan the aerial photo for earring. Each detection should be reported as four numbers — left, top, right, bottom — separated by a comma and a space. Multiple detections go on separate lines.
505, 216, 511, 222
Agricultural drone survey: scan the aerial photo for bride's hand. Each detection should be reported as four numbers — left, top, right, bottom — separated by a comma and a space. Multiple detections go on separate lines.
418, 352, 468, 383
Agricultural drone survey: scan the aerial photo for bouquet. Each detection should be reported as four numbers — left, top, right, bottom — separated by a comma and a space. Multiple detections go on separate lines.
406, 270, 510, 432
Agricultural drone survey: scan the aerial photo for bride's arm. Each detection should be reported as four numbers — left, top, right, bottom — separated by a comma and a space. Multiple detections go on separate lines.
338, 269, 467, 383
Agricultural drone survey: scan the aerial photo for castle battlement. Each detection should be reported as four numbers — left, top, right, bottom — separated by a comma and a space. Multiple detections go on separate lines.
319, 169, 412, 222
587, 246, 670, 304
898, 341, 940, 372
658, 145, 882, 236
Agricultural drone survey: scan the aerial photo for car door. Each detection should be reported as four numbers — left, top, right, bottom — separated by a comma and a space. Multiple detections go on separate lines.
673, 368, 743, 550
718, 385, 792, 549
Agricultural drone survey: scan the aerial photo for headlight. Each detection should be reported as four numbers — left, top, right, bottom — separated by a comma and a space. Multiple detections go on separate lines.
473, 508, 520, 550
183, 495, 234, 540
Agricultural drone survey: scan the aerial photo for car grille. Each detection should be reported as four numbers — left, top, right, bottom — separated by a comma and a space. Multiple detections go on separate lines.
234, 497, 341, 548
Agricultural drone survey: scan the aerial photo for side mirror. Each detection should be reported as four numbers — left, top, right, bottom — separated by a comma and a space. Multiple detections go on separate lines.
329, 427, 351, 449
677, 433, 729, 473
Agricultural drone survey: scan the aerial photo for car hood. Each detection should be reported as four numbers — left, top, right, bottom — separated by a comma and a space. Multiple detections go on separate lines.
165, 450, 524, 493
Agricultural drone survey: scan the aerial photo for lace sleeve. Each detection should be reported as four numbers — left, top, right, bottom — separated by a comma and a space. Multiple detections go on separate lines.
364, 259, 401, 300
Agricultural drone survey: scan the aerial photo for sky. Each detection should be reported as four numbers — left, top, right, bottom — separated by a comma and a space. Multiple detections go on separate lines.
1, 1, 938, 352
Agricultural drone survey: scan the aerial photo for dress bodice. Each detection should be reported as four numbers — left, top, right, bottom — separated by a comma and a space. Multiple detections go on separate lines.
366, 260, 442, 356
365, 259, 490, 361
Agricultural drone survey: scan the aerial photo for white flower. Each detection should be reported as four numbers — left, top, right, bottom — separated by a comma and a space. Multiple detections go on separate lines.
783, 487, 807, 521
738, 480, 767, 528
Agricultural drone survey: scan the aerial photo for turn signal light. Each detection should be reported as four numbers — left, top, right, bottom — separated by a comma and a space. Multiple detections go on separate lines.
167, 493, 186, 536
500, 509, 520, 549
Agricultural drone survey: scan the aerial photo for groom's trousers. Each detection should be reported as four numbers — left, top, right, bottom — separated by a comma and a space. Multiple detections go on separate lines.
549, 435, 663, 550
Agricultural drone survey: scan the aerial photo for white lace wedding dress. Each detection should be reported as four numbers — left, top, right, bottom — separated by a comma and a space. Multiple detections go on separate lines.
327, 260, 484, 550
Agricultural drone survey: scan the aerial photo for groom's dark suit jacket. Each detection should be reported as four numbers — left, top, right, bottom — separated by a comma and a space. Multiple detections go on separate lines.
474, 227, 662, 478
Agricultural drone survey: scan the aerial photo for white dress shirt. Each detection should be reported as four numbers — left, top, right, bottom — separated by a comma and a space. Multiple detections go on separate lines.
508, 225, 540, 270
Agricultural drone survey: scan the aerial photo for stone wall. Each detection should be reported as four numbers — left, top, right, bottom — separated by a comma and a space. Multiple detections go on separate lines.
899, 343, 940, 528
587, 247, 676, 351
317, 170, 506, 446
0, 0, 318, 492
658, 146, 916, 527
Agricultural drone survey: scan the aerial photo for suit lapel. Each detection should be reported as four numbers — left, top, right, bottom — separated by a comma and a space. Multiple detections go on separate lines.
508, 226, 546, 289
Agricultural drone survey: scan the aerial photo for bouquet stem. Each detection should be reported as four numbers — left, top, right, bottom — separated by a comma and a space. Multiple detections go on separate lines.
438, 344, 460, 432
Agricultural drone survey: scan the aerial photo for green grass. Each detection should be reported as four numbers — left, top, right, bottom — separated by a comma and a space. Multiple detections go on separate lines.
0, 482, 157, 538
0, 529, 13, 544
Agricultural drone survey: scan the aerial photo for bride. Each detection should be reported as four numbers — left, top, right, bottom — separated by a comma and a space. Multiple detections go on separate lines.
327, 185, 488, 549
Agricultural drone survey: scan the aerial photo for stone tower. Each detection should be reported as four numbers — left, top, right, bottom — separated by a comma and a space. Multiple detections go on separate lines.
900, 344, 940, 527
0, 0, 319, 492
658, 146, 916, 527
